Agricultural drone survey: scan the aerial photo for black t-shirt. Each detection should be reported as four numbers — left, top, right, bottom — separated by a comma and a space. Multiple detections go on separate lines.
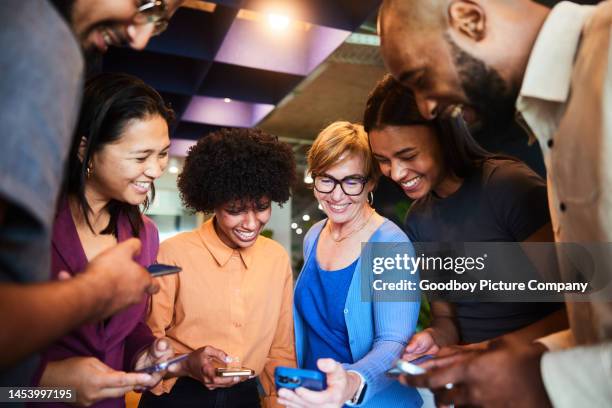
405, 159, 562, 343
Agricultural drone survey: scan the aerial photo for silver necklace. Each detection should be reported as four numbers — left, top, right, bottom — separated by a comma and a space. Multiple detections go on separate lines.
328, 208, 375, 243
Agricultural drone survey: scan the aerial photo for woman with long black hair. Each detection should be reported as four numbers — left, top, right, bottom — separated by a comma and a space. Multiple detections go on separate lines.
365, 75, 567, 360
35, 73, 176, 407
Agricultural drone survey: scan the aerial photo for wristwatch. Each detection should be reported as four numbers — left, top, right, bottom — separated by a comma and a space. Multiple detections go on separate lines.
346, 370, 367, 406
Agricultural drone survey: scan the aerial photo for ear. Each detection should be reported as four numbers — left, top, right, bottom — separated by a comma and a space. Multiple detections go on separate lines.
77, 136, 88, 164
448, 0, 486, 42
365, 178, 376, 194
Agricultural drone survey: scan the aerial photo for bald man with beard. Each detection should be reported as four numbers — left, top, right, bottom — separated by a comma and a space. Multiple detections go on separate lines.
379, 0, 612, 407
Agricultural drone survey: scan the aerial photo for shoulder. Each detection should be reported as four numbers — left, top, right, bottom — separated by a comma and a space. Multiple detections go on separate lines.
256, 235, 290, 260
254, 236, 292, 277
141, 215, 159, 237
482, 159, 544, 188
137, 214, 160, 255
0, 1, 83, 226
373, 218, 410, 243
159, 230, 200, 254
1, 0, 82, 78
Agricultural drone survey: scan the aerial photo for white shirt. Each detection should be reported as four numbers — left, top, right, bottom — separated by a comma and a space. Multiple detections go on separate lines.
516, 1, 612, 406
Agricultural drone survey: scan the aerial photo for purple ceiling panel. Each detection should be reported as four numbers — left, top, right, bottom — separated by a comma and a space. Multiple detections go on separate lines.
215, 16, 350, 76
169, 138, 196, 157
306, 25, 350, 72
183, 96, 274, 127
252, 103, 275, 123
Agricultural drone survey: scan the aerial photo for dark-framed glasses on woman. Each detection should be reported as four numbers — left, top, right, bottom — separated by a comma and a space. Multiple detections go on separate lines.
313, 174, 368, 196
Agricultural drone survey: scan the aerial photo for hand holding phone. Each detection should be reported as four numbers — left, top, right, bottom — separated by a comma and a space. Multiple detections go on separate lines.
147, 263, 182, 277
386, 355, 434, 378
275, 367, 326, 391
135, 354, 189, 374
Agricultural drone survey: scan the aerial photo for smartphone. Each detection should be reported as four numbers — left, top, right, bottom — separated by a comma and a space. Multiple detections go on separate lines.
274, 367, 326, 391
135, 354, 189, 374
386, 355, 434, 377
147, 263, 182, 277
215, 367, 254, 377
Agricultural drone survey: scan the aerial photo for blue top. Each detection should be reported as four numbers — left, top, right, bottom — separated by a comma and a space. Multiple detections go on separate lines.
294, 219, 423, 407
296, 236, 357, 369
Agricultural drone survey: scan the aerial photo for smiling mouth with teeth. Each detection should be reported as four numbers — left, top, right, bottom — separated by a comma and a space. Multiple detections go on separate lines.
234, 230, 257, 240
133, 181, 152, 193
401, 176, 422, 189
329, 203, 349, 208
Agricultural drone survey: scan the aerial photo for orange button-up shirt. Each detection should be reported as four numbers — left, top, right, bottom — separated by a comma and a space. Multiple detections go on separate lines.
147, 218, 296, 406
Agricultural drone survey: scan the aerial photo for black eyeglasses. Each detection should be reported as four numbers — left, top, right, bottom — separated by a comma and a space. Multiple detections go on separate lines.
133, 0, 169, 36
313, 174, 368, 196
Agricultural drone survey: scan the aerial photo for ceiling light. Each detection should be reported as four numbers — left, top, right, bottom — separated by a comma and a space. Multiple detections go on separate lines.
224, 98, 231, 103
302, 214, 310, 221
291, 222, 298, 229
267, 13, 290, 30
296, 228, 303, 235
168, 165, 179, 174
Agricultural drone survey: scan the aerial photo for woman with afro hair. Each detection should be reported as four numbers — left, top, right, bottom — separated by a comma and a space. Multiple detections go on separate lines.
139, 128, 298, 408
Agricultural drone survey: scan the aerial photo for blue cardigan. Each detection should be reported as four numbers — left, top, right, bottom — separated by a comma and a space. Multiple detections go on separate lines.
294, 219, 422, 407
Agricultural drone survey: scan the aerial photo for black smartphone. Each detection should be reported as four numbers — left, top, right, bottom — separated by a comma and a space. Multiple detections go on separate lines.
147, 263, 182, 277
135, 354, 189, 374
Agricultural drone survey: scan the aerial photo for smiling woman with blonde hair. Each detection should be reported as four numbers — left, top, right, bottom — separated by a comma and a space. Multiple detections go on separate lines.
278, 121, 422, 408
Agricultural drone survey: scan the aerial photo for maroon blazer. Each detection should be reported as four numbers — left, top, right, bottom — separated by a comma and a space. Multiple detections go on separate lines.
35, 201, 158, 408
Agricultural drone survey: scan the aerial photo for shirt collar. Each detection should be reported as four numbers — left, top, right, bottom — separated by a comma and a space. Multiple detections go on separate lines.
517, 1, 594, 107
197, 217, 256, 269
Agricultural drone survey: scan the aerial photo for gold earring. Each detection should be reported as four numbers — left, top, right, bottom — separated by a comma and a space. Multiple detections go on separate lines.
86, 162, 93, 179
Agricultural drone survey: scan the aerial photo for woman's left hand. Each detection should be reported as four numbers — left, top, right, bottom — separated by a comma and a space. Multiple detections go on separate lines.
132, 338, 175, 390
277, 359, 361, 408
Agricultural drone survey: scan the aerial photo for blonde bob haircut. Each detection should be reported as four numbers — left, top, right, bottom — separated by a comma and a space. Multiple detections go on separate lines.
308, 121, 381, 185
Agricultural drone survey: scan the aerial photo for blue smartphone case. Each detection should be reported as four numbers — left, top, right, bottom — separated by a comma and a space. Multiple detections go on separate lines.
274, 367, 326, 391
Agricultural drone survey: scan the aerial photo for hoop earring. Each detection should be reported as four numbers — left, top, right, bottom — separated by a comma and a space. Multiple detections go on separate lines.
86, 162, 93, 179
368, 191, 374, 206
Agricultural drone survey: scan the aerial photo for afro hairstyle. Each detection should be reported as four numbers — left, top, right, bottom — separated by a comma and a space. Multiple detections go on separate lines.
178, 128, 297, 212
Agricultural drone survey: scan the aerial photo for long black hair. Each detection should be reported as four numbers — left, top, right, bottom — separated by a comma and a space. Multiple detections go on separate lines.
363, 74, 509, 180
65, 72, 174, 237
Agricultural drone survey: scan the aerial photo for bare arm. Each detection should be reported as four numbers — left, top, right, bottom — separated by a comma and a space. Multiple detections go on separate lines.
427, 301, 461, 346
502, 308, 568, 346
0, 237, 158, 369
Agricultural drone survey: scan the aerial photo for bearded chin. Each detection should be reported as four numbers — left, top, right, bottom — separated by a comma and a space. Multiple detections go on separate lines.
445, 35, 519, 129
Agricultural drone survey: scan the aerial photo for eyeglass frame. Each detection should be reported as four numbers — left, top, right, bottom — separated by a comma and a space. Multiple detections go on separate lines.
312, 173, 369, 196
133, 0, 169, 36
